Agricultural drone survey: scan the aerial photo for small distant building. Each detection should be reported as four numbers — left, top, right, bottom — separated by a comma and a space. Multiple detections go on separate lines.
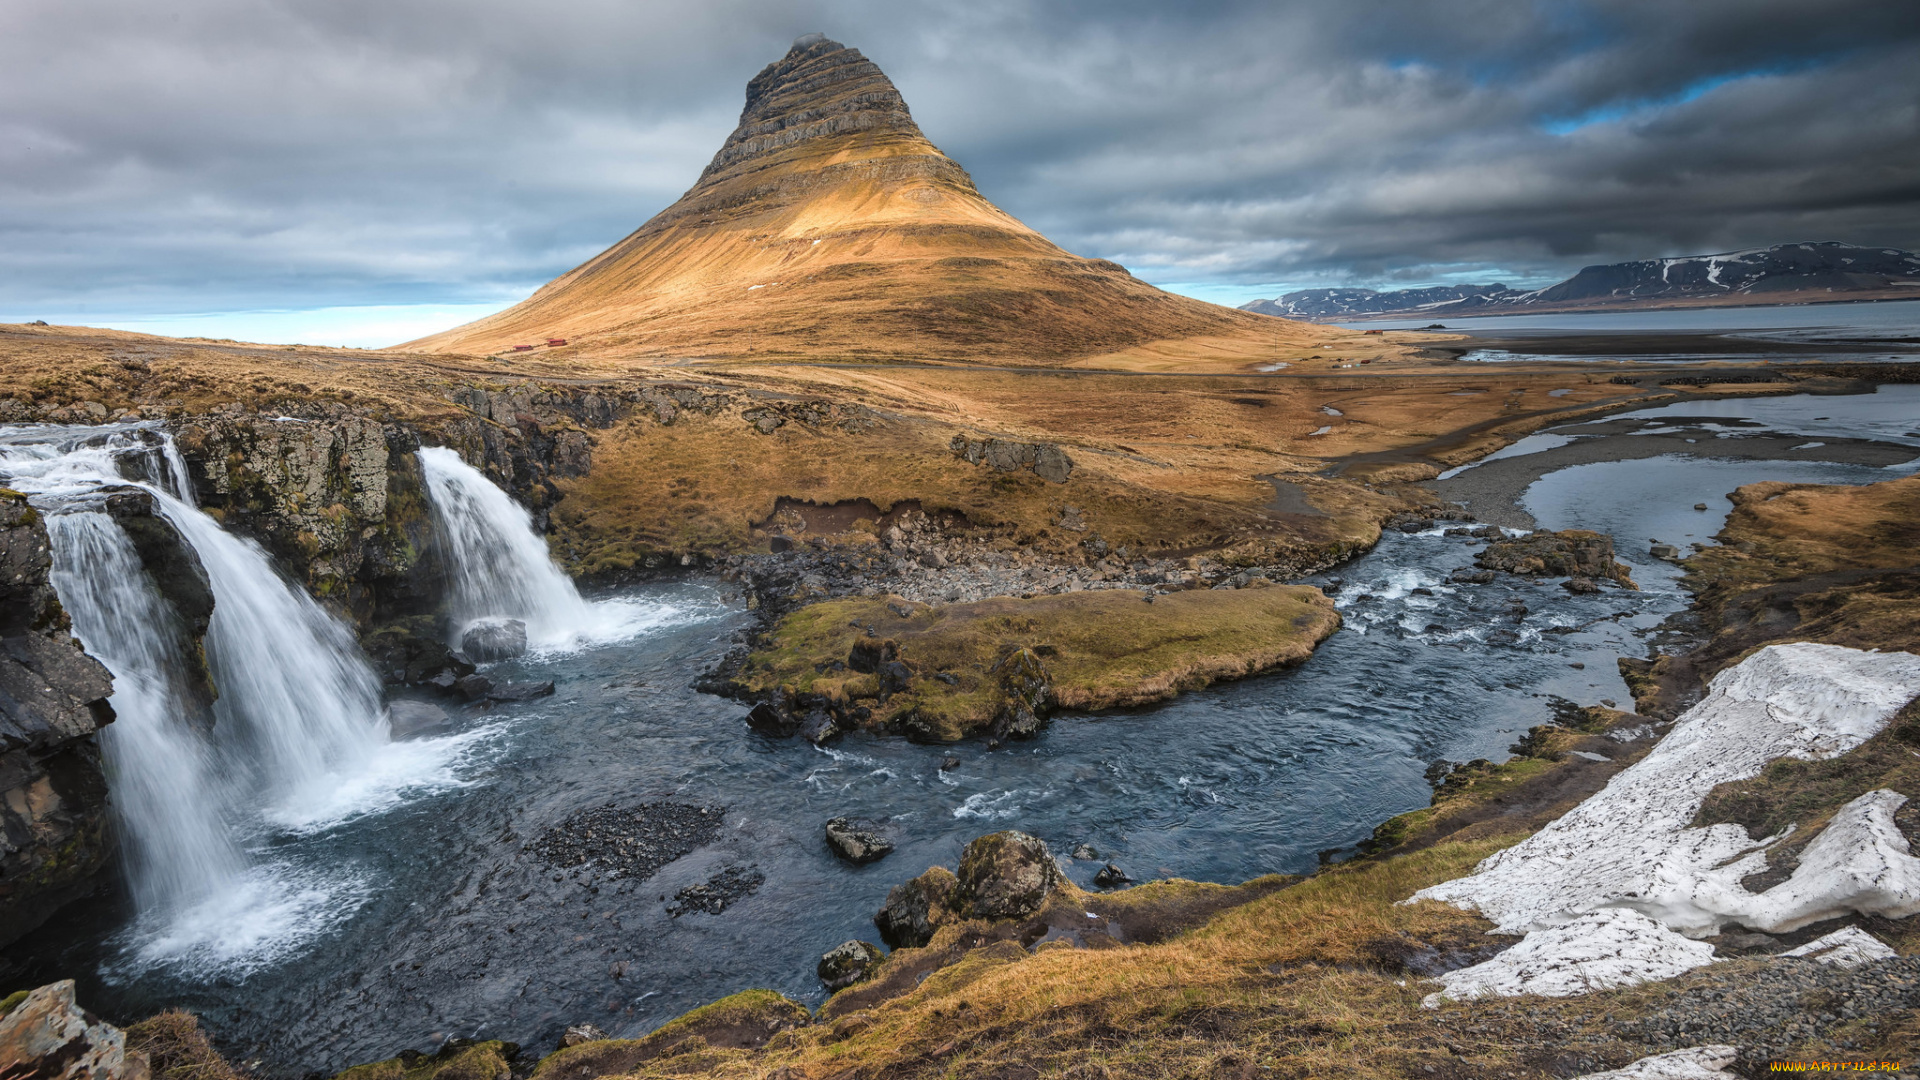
513, 344, 535, 351
546, 338, 568, 347
1362, 329, 1384, 335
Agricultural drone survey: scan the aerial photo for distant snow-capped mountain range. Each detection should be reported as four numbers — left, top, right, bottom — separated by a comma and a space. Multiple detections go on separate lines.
1240, 242, 1920, 319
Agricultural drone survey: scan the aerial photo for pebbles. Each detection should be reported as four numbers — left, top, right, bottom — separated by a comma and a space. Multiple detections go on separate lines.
667, 865, 765, 916
529, 802, 725, 881
1618, 955, 1920, 1066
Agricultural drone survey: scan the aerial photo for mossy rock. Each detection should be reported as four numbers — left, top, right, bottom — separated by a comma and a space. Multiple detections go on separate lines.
874, 866, 958, 949
333, 1040, 515, 1080
955, 830, 1061, 920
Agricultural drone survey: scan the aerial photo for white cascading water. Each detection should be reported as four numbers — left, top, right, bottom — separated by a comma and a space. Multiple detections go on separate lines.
45, 512, 246, 915
0, 422, 481, 971
416, 446, 611, 652
152, 501, 389, 818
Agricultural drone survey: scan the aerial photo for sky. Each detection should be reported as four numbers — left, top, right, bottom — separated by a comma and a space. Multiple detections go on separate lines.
4, 0, 1919, 346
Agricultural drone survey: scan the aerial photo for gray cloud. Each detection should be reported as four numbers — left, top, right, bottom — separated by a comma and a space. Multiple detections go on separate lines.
4, 0, 1918, 317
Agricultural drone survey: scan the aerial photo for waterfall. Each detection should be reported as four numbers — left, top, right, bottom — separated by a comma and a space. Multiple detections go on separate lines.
416, 446, 598, 651
0, 422, 465, 966
150, 495, 389, 820
46, 512, 245, 915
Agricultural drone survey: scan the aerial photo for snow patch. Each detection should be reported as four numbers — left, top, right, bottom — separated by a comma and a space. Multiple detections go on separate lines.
1569, 1046, 1738, 1079
1780, 925, 1898, 968
1421, 908, 1716, 1007
1413, 643, 1920, 937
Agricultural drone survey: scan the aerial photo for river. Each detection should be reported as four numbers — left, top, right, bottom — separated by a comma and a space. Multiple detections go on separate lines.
6, 386, 1918, 1072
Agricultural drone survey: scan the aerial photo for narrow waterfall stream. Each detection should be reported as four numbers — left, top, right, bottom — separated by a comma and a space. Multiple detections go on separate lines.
417, 446, 663, 651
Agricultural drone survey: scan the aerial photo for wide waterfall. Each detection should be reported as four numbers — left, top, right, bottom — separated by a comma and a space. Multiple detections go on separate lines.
417, 446, 624, 652
0, 422, 478, 971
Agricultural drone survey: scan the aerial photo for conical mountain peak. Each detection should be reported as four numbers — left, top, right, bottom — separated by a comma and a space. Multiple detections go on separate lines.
407, 37, 1296, 363
701, 36, 925, 182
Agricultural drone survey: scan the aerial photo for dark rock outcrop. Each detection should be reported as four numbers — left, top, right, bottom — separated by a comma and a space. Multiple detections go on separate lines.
874, 866, 957, 949
824, 817, 894, 865
173, 408, 438, 629
817, 940, 883, 992
954, 830, 1063, 920
386, 700, 453, 741
1477, 529, 1636, 587
950, 435, 1073, 484
0, 981, 151, 1080
460, 618, 528, 662
362, 616, 473, 687
0, 493, 117, 948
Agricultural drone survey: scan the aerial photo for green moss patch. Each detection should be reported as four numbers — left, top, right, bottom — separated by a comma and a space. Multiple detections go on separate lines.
734, 584, 1340, 742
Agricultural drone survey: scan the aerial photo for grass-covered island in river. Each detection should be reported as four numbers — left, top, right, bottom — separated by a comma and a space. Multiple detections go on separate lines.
4, 15, 1920, 1080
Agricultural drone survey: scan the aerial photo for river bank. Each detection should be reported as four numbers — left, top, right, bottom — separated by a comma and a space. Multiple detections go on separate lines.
3, 326, 1919, 1077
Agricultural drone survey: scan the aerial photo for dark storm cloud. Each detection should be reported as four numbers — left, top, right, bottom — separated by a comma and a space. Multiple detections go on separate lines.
4, 0, 1919, 315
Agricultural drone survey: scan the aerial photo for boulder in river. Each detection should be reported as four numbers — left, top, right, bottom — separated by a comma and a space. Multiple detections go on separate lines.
745, 701, 799, 737
460, 618, 528, 662
817, 940, 884, 991
825, 817, 894, 864
387, 700, 454, 740
487, 681, 555, 702
1477, 529, 1635, 587
955, 830, 1063, 920
1092, 863, 1133, 889
1562, 576, 1601, 595
873, 866, 957, 948
0, 980, 151, 1080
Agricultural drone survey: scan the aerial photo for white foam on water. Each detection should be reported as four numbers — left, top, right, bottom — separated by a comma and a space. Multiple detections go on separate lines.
103, 860, 373, 982
953, 789, 1049, 820
266, 722, 507, 834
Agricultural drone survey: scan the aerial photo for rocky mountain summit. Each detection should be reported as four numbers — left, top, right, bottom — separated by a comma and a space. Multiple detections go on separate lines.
1242, 241, 1920, 319
408, 35, 1304, 364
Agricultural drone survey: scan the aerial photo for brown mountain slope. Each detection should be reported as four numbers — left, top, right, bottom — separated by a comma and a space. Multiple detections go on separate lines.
405, 34, 1314, 366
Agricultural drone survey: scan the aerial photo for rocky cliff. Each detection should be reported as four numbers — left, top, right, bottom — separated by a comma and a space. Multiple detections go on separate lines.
0, 491, 117, 946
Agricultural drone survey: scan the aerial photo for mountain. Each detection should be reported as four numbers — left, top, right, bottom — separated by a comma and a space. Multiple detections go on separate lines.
409, 35, 1298, 363
1240, 242, 1920, 320
1241, 284, 1515, 319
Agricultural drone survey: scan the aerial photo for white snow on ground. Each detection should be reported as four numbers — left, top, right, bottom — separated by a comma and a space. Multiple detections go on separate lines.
1781, 925, 1899, 968
1414, 643, 1920, 937
1569, 1046, 1738, 1079
1422, 908, 1717, 1007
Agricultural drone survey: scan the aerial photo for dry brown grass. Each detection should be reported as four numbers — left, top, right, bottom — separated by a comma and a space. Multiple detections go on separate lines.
598, 836, 1521, 1080
125, 1011, 245, 1080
